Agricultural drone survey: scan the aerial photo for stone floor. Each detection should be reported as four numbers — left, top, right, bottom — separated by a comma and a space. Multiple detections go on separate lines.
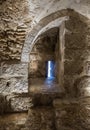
29, 78, 62, 94
0, 113, 28, 130
29, 78, 64, 107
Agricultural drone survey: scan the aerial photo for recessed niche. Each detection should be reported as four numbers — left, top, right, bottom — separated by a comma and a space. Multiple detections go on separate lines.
29, 27, 61, 93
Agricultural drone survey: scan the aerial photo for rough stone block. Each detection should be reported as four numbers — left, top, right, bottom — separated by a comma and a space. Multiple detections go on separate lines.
74, 76, 90, 97
65, 48, 90, 62
63, 75, 80, 97
64, 48, 90, 77
10, 96, 33, 112
65, 33, 86, 49
65, 48, 84, 61
26, 107, 54, 130
65, 16, 87, 33
0, 77, 28, 94
0, 62, 28, 94
64, 60, 83, 75
1, 62, 28, 76
54, 99, 89, 130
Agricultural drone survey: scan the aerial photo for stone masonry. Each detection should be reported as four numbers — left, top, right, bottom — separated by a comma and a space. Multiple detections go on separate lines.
0, 0, 90, 130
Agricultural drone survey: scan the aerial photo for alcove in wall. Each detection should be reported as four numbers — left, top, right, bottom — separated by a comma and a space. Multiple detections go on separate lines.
29, 27, 62, 93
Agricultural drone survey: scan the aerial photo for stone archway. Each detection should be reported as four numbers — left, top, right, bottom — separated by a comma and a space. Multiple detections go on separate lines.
21, 9, 90, 96
22, 8, 89, 92
21, 9, 88, 62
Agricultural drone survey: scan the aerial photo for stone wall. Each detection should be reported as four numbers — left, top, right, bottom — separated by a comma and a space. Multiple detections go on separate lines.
53, 99, 90, 130
0, 61, 28, 94
0, 1, 90, 129
0, 0, 31, 61
0, 61, 32, 113
63, 11, 90, 130
64, 12, 90, 97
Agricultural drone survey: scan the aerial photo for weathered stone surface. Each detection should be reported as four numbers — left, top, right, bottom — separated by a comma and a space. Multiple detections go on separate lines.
25, 107, 55, 130
63, 75, 75, 97
1, 62, 28, 76
64, 60, 83, 75
65, 16, 88, 33
10, 96, 33, 112
54, 99, 90, 130
0, 94, 10, 114
0, 0, 30, 61
0, 77, 28, 94
0, 62, 28, 94
65, 49, 84, 61
0, 113, 28, 130
0, 29, 26, 61
0, 1, 90, 130
74, 76, 90, 97
65, 48, 90, 66
65, 33, 86, 49
64, 10, 90, 100
0, 93, 33, 113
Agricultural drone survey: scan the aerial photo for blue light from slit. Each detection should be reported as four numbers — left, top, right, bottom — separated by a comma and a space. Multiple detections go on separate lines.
47, 60, 55, 79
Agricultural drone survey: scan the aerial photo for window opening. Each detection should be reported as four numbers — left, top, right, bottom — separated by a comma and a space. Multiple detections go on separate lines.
46, 60, 55, 79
